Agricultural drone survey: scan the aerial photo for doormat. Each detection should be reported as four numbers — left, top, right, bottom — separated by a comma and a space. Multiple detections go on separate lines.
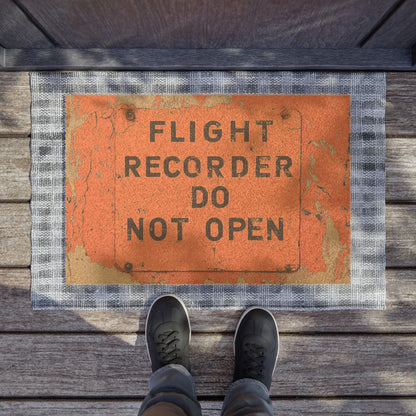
30, 72, 385, 310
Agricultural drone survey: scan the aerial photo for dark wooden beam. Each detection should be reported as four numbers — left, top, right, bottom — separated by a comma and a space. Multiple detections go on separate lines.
413, 44, 416, 66
0, 47, 414, 71
0, 47, 5, 68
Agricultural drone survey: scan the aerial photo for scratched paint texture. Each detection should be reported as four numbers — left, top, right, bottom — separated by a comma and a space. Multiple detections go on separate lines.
65, 94, 350, 285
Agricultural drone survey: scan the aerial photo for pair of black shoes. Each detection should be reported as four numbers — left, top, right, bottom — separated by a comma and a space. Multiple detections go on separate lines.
146, 295, 279, 389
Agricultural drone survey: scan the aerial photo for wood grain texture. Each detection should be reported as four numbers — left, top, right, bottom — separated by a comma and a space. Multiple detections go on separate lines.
386, 205, 416, 267
1, 399, 416, 416
2, 137, 416, 203
386, 138, 416, 201
0, 204, 30, 267
2, 203, 414, 268
364, 0, 416, 48
0, 333, 414, 397
16, 0, 394, 49
0, 73, 30, 136
0, 138, 30, 201
0, 268, 415, 333
386, 72, 416, 137
0, 0, 52, 48
4, 47, 413, 70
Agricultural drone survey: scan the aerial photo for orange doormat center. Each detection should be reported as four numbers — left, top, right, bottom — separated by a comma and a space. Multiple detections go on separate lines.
65, 94, 350, 285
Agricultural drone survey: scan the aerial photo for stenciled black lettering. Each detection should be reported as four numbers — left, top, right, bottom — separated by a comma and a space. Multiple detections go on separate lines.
207, 156, 224, 178
231, 121, 249, 142
149, 217, 167, 241
276, 156, 293, 177
267, 218, 283, 240
231, 156, 248, 177
256, 156, 271, 177
248, 217, 263, 240
171, 121, 185, 142
127, 217, 143, 240
206, 217, 223, 241
163, 156, 180, 178
211, 186, 229, 208
184, 156, 201, 178
150, 121, 165, 142
204, 121, 222, 142
171, 218, 189, 241
146, 156, 161, 177
192, 186, 208, 208
229, 217, 246, 240
256, 120, 273, 142
125, 156, 140, 177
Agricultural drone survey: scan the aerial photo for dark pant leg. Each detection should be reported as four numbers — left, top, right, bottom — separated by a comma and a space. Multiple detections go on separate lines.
141, 402, 188, 416
139, 364, 202, 416
220, 378, 274, 416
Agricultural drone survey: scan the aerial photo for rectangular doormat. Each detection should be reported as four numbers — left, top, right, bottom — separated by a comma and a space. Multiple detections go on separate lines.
30, 72, 385, 310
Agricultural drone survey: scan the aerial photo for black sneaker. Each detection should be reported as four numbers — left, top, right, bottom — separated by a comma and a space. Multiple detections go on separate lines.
233, 307, 279, 390
145, 294, 191, 373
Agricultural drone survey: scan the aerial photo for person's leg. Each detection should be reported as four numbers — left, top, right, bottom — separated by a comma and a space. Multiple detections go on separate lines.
139, 295, 202, 416
221, 308, 279, 416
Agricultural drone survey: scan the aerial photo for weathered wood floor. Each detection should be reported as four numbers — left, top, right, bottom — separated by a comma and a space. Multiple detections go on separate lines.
0, 72, 415, 415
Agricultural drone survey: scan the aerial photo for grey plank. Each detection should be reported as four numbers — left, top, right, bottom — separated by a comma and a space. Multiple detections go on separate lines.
3, 47, 413, 70
17, 0, 394, 48
386, 138, 416, 201
2, 137, 416, 203
386, 205, 416, 267
0, 138, 30, 201
0, 333, 414, 396
2, 203, 414, 268
386, 72, 416, 137
0, 0, 52, 48
1, 268, 415, 333
0, 204, 30, 267
1, 399, 416, 416
364, 0, 416, 48
0, 72, 30, 136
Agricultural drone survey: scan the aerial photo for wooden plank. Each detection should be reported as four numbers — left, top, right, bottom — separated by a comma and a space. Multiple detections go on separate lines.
386, 138, 416, 201
1, 268, 415, 333
3, 47, 413, 70
0, 333, 414, 396
16, 0, 394, 49
1, 399, 416, 416
0, 204, 30, 267
0, 72, 414, 138
386, 205, 416, 267
364, 0, 416, 48
0, 138, 30, 201
0, 0, 53, 48
386, 73, 416, 137
2, 203, 414, 267
2, 137, 416, 203
0, 73, 30, 137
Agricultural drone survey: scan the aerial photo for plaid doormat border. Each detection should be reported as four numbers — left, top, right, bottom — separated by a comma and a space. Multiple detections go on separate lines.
30, 71, 386, 310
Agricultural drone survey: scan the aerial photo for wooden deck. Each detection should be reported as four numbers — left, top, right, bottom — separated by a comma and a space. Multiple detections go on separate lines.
0, 72, 415, 415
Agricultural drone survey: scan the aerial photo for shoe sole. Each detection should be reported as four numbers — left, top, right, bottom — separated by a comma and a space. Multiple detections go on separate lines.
145, 294, 192, 365
233, 306, 280, 374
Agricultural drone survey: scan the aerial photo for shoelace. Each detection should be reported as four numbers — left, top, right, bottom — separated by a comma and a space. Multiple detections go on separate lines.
156, 330, 182, 366
243, 342, 265, 378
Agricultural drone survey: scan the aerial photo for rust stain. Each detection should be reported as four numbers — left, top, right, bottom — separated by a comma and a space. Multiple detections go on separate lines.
202, 95, 233, 107
67, 245, 138, 285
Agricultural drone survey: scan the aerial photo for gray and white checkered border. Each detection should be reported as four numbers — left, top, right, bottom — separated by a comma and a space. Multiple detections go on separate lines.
30, 71, 386, 310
